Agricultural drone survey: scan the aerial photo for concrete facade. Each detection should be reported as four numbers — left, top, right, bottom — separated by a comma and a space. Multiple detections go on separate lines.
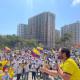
28, 12, 55, 48
61, 21, 80, 45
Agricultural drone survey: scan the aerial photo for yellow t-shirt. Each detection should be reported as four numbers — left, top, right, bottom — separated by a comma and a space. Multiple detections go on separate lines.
1, 60, 8, 67
0, 70, 4, 80
8, 67, 14, 78
60, 58, 80, 80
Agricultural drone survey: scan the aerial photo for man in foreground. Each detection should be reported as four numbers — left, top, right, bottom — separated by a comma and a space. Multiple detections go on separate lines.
40, 48, 80, 80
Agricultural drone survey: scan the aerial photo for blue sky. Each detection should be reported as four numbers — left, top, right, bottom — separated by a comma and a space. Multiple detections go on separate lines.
0, 0, 80, 35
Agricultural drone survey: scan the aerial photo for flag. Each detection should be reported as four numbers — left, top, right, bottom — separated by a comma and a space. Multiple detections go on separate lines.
37, 47, 43, 53
32, 48, 40, 56
4, 46, 11, 53
37, 47, 43, 50
31, 48, 41, 58
31, 51, 40, 58
5, 47, 11, 51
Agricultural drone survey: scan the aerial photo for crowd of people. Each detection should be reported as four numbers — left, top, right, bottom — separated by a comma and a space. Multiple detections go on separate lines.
0, 47, 80, 80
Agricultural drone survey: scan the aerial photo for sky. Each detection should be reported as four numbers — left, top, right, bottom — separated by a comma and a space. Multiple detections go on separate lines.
0, 0, 80, 35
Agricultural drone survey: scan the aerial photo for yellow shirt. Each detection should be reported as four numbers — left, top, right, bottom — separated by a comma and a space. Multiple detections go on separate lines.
8, 67, 14, 78
60, 58, 80, 80
1, 60, 8, 67
0, 70, 4, 80
0, 67, 3, 71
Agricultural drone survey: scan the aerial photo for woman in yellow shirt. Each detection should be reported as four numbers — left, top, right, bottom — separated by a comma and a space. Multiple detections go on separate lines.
40, 48, 80, 80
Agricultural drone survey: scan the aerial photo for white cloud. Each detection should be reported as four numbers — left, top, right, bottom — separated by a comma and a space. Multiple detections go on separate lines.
72, 0, 80, 6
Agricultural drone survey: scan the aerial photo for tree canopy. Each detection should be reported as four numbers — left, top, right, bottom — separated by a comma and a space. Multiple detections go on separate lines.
0, 35, 38, 49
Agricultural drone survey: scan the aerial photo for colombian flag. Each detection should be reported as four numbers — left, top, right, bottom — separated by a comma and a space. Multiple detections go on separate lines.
31, 48, 40, 58
37, 47, 43, 53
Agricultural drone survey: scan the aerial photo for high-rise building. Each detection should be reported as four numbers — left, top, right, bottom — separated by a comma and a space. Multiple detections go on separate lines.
55, 29, 60, 40
61, 25, 69, 37
28, 12, 55, 48
17, 24, 30, 39
61, 21, 80, 45
55, 29, 61, 48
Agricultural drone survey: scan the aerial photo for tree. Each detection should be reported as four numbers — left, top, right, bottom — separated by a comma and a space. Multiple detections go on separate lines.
0, 35, 38, 49
61, 32, 72, 47
25, 39, 38, 48
55, 38, 61, 49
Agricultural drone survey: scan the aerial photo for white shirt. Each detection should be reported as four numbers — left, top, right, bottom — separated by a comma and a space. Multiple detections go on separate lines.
31, 64, 37, 72
24, 64, 29, 72
17, 65, 23, 74
13, 60, 19, 74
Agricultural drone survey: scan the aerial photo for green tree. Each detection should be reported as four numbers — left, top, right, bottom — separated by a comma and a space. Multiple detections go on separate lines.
0, 35, 39, 49
61, 32, 72, 47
